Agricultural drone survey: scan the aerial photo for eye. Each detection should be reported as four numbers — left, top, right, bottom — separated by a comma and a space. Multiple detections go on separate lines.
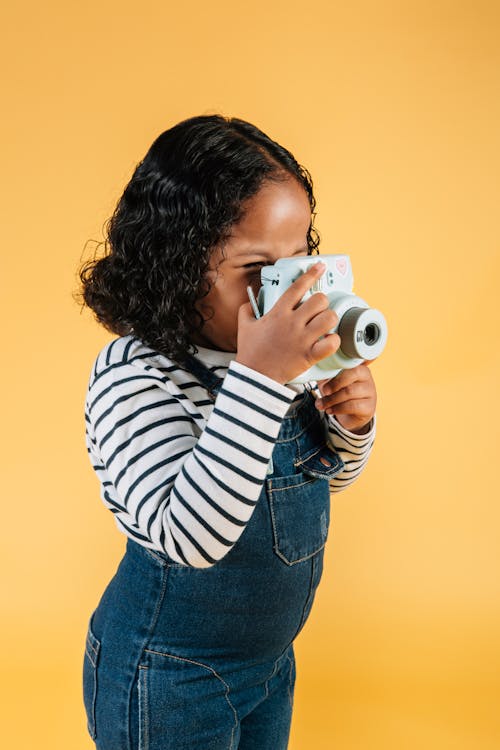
242, 263, 263, 271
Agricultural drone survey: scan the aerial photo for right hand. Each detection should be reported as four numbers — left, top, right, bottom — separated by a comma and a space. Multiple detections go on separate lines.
235, 261, 341, 384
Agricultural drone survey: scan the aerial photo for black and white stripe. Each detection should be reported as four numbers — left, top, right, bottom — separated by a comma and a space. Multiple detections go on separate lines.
85, 336, 375, 567
325, 414, 376, 491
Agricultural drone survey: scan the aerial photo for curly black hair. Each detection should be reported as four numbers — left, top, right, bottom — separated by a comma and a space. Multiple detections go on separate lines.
78, 114, 320, 363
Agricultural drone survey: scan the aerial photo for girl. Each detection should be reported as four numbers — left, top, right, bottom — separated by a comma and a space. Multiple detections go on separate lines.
80, 114, 377, 750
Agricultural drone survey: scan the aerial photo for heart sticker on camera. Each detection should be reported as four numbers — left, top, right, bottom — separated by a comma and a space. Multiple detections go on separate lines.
335, 258, 348, 276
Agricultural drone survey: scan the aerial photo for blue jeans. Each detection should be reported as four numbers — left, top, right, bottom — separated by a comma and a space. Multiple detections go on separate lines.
83, 356, 344, 749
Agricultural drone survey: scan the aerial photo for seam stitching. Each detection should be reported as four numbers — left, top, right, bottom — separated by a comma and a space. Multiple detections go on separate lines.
286, 652, 295, 708
86, 634, 99, 656
269, 477, 315, 492
85, 644, 98, 668
143, 649, 239, 748
138, 665, 149, 750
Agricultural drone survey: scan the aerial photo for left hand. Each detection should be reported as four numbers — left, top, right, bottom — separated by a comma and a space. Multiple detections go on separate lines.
315, 361, 377, 434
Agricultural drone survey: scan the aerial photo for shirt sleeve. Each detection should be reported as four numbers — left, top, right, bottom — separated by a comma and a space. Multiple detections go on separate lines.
324, 413, 376, 492
86, 359, 296, 568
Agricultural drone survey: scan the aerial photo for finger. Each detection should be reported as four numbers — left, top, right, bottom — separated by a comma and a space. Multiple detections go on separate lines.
297, 296, 339, 332
275, 260, 326, 311
325, 398, 373, 416
318, 382, 369, 408
317, 361, 375, 392
294, 289, 329, 319
321, 364, 373, 395
310, 332, 341, 363
304, 307, 339, 339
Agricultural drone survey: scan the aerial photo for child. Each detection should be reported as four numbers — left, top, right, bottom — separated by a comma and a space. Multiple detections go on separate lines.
80, 114, 377, 750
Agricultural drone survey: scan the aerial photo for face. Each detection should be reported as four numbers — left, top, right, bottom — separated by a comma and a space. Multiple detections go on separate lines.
192, 176, 312, 352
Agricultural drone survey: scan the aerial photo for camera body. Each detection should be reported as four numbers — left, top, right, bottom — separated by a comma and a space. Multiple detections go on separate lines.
257, 254, 388, 384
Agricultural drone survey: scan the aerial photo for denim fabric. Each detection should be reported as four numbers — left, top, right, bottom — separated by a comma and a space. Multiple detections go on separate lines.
83, 356, 344, 749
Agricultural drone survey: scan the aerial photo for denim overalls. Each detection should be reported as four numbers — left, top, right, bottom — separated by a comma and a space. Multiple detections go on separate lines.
83, 355, 344, 750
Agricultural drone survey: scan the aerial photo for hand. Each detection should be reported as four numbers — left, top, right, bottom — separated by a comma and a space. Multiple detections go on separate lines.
236, 262, 342, 384
315, 361, 377, 434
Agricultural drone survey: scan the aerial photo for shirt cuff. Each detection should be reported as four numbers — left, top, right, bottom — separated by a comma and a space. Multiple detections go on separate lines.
328, 413, 377, 443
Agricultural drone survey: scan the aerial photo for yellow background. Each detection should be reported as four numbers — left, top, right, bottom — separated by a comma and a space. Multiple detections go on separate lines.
2, 1, 499, 747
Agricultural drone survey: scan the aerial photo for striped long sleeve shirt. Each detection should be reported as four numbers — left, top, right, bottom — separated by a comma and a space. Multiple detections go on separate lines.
85, 335, 376, 568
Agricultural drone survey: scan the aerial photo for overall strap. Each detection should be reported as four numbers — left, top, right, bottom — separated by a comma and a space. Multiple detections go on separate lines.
183, 353, 224, 401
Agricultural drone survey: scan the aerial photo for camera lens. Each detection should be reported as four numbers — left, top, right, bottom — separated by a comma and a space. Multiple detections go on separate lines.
337, 307, 387, 359
363, 324, 380, 346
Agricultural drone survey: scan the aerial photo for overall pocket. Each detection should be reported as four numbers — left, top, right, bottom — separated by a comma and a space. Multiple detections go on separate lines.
137, 648, 238, 750
266, 444, 344, 565
82, 613, 101, 740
